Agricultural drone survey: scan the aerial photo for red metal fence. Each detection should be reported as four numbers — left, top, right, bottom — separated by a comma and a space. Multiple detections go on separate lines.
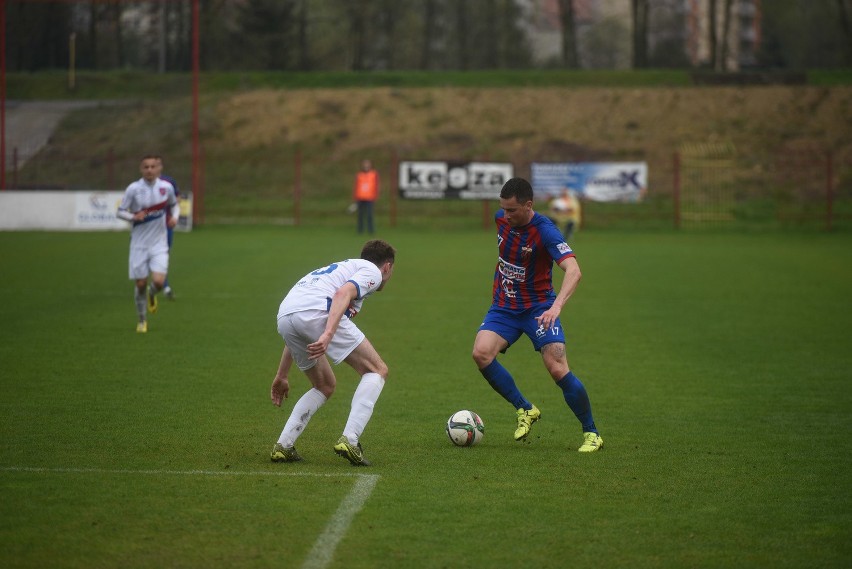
4, 143, 850, 231
673, 147, 849, 230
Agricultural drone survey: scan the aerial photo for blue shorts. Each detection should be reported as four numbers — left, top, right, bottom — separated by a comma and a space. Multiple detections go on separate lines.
479, 305, 565, 352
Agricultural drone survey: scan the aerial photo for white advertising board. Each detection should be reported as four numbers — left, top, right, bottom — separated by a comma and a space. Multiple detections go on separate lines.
0, 190, 193, 231
531, 162, 648, 202
398, 161, 513, 199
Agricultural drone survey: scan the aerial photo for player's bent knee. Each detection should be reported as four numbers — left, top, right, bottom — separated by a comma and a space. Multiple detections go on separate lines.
471, 347, 494, 369
372, 361, 389, 380
315, 380, 336, 399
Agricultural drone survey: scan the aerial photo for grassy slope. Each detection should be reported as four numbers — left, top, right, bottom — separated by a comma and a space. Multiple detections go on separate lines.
8, 71, 852, 226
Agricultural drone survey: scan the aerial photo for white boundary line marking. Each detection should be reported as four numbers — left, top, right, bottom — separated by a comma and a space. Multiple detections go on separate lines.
300, 473, 380, 569
0, 466, 366, 478
1, 466, 380, 569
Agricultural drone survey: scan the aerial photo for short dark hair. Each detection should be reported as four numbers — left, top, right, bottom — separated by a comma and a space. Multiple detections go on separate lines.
500, 177, 534, 203
361, 239, 396, 267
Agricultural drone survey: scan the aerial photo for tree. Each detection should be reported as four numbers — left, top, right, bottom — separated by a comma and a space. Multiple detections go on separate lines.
758, 0, 850, 68
6, 2, 71, 71
456, 0, 469, 70
719, 0, 734, 71
378, 0, 400, 70
238, 0, 297, 70
708, 0, 717, 69
420, 0, 437, 69
483, 0, 498, 68
647, 0, 690, 68
201, 0, 244, 70
586, 16, 630, 69
346, 0, 368, 70
498, 0, 531, 69
837, 0, 852, 65
557, 0, 578, 68
296, 0, 311, 71
632, 0, 649, 68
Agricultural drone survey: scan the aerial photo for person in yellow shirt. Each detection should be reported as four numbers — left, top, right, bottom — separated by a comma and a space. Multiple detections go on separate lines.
353, 159, 379, 234
547, 187, 582, 242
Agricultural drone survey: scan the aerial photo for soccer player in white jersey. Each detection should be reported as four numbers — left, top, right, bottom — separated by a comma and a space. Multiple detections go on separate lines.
116, 155, 180, 333
269, 240, 396, 466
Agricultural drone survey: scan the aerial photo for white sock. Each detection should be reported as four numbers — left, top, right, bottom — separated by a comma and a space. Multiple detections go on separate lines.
134, 287, 146, 320
278, 388, 327, 447
342, 373, 385, 445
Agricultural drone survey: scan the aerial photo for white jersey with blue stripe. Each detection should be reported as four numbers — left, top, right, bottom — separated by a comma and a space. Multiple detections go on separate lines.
117, 177, 178, 252
278, 259, 382, 319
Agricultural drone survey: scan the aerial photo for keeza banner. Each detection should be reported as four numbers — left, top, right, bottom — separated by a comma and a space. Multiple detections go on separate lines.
399, 161, 513, 200
531, 162, 647, 202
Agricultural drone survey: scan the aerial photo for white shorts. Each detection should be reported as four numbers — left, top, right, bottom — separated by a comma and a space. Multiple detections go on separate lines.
129, 247, 169, 280
277, 309, 365, 371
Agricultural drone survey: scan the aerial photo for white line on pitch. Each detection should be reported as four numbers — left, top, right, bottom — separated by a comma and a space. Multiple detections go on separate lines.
1, 465, 381, 569
301, 473, 380, 569
0, 465, 367, 478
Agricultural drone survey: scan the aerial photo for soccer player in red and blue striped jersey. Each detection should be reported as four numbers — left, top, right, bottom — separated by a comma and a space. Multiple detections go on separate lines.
472, 177, 603, 452
155, 156, 179, 300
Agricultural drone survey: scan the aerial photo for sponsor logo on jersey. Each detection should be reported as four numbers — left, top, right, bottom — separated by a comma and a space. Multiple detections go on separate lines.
501, 277, 517, 298
498, 257, 525, 281
557, 242, 572, 254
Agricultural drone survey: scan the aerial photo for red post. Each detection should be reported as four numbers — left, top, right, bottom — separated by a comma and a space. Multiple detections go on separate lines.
826, 151, 833, 232
191, 0, 203, 225
294, 147, 301, 226
673, 151, 681, 229
1, 0, 6, 190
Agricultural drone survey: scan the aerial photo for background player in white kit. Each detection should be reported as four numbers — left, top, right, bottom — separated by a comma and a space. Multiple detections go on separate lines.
117, 155, 180, 333
269, 239, 396, 466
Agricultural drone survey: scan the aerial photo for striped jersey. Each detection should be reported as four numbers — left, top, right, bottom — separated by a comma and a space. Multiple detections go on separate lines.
117, 177, 178, 252
278, 259, 383, 320
492, 210, 575, 310
160, 174, 180, 198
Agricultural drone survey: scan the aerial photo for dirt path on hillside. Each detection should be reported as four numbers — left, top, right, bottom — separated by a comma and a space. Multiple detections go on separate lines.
3, 100, 118, 168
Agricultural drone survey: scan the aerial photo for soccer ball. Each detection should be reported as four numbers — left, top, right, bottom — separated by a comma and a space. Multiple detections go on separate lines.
446, 410, 485, 447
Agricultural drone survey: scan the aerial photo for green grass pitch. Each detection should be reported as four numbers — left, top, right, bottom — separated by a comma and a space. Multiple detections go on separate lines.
1, 226, 850, 568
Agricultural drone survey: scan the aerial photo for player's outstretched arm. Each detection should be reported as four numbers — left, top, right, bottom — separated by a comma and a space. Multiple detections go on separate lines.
536, 256, 582, 330
270, 346, 293, 406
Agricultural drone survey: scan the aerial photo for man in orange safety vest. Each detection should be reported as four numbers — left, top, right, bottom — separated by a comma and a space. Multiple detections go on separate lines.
353, 159, 379, 234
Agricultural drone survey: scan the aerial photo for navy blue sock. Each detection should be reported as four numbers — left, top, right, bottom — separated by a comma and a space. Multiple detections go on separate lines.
479, 360, 531, 410
556, 371, 597, 433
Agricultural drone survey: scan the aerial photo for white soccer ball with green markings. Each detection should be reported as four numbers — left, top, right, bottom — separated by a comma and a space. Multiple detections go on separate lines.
446, 410, 485, 447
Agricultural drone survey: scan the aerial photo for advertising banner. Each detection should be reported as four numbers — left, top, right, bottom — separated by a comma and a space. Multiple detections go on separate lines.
399, 161, 513, 199
531, 162, 647, 202
0, 190, 193, 231
74, 191, 127, 230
